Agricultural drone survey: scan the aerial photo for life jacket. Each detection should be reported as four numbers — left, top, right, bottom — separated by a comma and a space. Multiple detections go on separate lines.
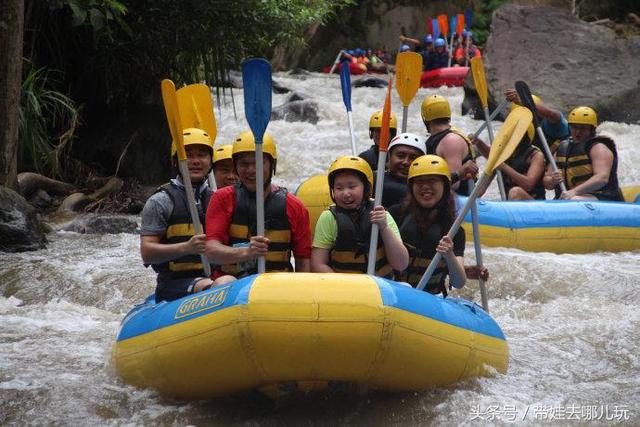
220, 183, 293, 277
425, 128, 475, 196
151, 182, 213, 281
555, 136, 623, 201
396, 211, 450, 295
328, 200, 393, 278
504, 143, 546, 200
358, 145, 378, 171
375, 171, 408, 208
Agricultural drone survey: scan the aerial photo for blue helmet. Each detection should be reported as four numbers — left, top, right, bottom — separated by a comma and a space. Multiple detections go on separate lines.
400, 44, 411, 52
434, 38, 446, 48
466, 31, 473, 40
346, 49, 355, 56
354, 48, 363, 56
423, 35, 434, 45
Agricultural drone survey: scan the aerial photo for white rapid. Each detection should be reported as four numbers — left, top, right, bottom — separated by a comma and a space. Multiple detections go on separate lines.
1, 71, 639, 425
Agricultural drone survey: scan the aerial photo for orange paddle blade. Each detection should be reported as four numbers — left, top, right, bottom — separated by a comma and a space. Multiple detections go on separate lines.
456, 13, 465, 34
379, 76, 394, 152
438, 14, 448, 36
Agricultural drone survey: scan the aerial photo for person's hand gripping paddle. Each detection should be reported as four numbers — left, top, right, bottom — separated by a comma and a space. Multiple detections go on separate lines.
515, 80, 567, 193
395, 52, 422, 133
416, 107, 533, 312
176, 83, 218, 190
242, 58, 273, 274
470, 57, 507, 200
366, 76, 393, 275
161, 79, 211, 277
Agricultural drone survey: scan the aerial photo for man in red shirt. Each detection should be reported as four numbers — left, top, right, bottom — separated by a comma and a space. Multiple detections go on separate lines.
205, 131, 311, 278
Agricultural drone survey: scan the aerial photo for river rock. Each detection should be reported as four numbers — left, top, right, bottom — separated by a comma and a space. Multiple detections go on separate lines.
62, 214, 138, 234
464, 4, 640, 124
271, 100, 319, 124
0, 186, 49, 252
353, 76, 388, 88
285, 91, 310, 103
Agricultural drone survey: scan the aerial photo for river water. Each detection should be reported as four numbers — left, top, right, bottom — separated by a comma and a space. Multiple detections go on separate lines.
1, 71, 639, 425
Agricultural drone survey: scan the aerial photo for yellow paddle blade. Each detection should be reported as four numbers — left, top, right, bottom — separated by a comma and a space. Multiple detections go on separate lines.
485, 107, 533, 173
176, 83, 217, 143
395, 52, 423, 107
379, 76, 394, 151
161, 79, 186, 161
470, 57, 488, 108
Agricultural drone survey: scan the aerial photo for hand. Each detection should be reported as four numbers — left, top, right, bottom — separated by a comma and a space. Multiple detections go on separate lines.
399, 35, 406, 42
247, 235, 270, 257
436, 236, 454, 256
369, 206, 388, 230
551, 170, 564, 186
187, 234, 207, 254
560, 189, 577, 200
459, 160, 479, 181
465, 265, 489, 281
505, 88, 520, 105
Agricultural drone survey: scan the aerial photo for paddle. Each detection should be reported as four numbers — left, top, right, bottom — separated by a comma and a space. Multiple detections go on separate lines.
470, 99, 509, 140
425, 16, 433, 35
456, 13, 465, 35
366, 76, 393, 275
432, 18, 440, 40
242, 58, 272, 274
176, 83, 218, 190
161, 79, 211, 277
447, 15, 457, 67
438, 14, 449, 40
328, 50, 344, 75
470, 57, 507, 200
395, 52, 423, 133
515, 80, 567, 193
465, 8, 473, 30
416, 107, 533, 312
340, 59, 358, 155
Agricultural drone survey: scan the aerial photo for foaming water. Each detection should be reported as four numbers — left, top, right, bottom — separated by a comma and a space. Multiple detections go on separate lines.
1, 71, 639, 424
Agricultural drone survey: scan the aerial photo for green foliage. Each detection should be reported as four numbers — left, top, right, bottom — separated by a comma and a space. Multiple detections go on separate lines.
18, 66, 80, 179
471, 0, 509, 47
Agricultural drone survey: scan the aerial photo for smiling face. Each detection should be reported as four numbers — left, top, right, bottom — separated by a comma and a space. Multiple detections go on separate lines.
411, 175, 445, 208
213, 159, 238, 188
332, 171, 365, 210
185, 145, 212, 183
570, 124, 594, 145
388, 145, 424, 180
234, 153, 272, 192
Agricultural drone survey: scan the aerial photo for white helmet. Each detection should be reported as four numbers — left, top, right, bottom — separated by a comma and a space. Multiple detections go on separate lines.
388, 132, 426, 155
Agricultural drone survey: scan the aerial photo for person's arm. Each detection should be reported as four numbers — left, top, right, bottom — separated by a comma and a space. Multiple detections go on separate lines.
469, 134, 490, 158
370, 206, 409, 271
206, 236, 269, 265
561, 143, 613, 199
505, 88, 561, 123
140, 234, 206, 265
399, 35, 421, 46
295, 257, 311, 272
543, 162, 562, 190
436, 134, 468, 191
436, 236, 466, 288
311, 248, 334, 272
287, 194, 312, 272
498, 150, 545, 193
465, 265, 489, 281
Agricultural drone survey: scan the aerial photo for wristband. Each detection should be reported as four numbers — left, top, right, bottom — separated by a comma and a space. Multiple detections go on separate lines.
451, 172, 460, 184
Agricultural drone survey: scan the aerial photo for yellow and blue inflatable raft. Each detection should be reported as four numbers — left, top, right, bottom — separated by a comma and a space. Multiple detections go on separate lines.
113, 273, 508, 398
297, 176, 640, 254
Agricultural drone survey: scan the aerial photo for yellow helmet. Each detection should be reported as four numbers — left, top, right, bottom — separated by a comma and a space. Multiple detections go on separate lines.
421, 95, 451, 122
408, 155, 451, 182
232, 131, 278, 160
369, 110, 398, 130
327, 156, 374, 197
212, 144, 233, 164
170, 128, 214, 157
568, 106, 598, 127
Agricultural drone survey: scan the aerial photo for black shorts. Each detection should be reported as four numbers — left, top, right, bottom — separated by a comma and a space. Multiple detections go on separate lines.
593, 191, 623, 202
155, 277, 203, 302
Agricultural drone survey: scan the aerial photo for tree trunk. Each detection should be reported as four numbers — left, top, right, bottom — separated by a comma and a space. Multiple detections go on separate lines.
0, 0, 24, 190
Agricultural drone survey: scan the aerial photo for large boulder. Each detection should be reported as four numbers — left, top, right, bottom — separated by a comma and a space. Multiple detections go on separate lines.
271, 100, 319, 124
0, 186, 49, 252
61, 214, 138, 234
464, 4, 640, 124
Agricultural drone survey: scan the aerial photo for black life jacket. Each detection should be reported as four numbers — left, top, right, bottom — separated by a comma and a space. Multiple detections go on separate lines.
358, 145, 378, 171
505, 143, 546, 200
152, 182, 213, 281
555, 136, 623, 201
373, 171, 408, 208
220, 183, 293, 277
396, 211, 452, 295
328, 200, 393, 278
425, 128, 474, 196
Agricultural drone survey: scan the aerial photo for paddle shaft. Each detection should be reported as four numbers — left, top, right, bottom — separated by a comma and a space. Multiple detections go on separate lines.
536, 126, 567, 192
401, 106, 408, 133
329, 50, 344, 75
255, 143, 266, 273
207, 172, 217, 191
177, 160, 212, 277
471, 99, 509, 140
447, 32, 455, 67
417, 171, 491, 291
470, 188, 488, 312
482, 105, 507, 200
347, 111, 358, 155
367, 150, 387, 275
